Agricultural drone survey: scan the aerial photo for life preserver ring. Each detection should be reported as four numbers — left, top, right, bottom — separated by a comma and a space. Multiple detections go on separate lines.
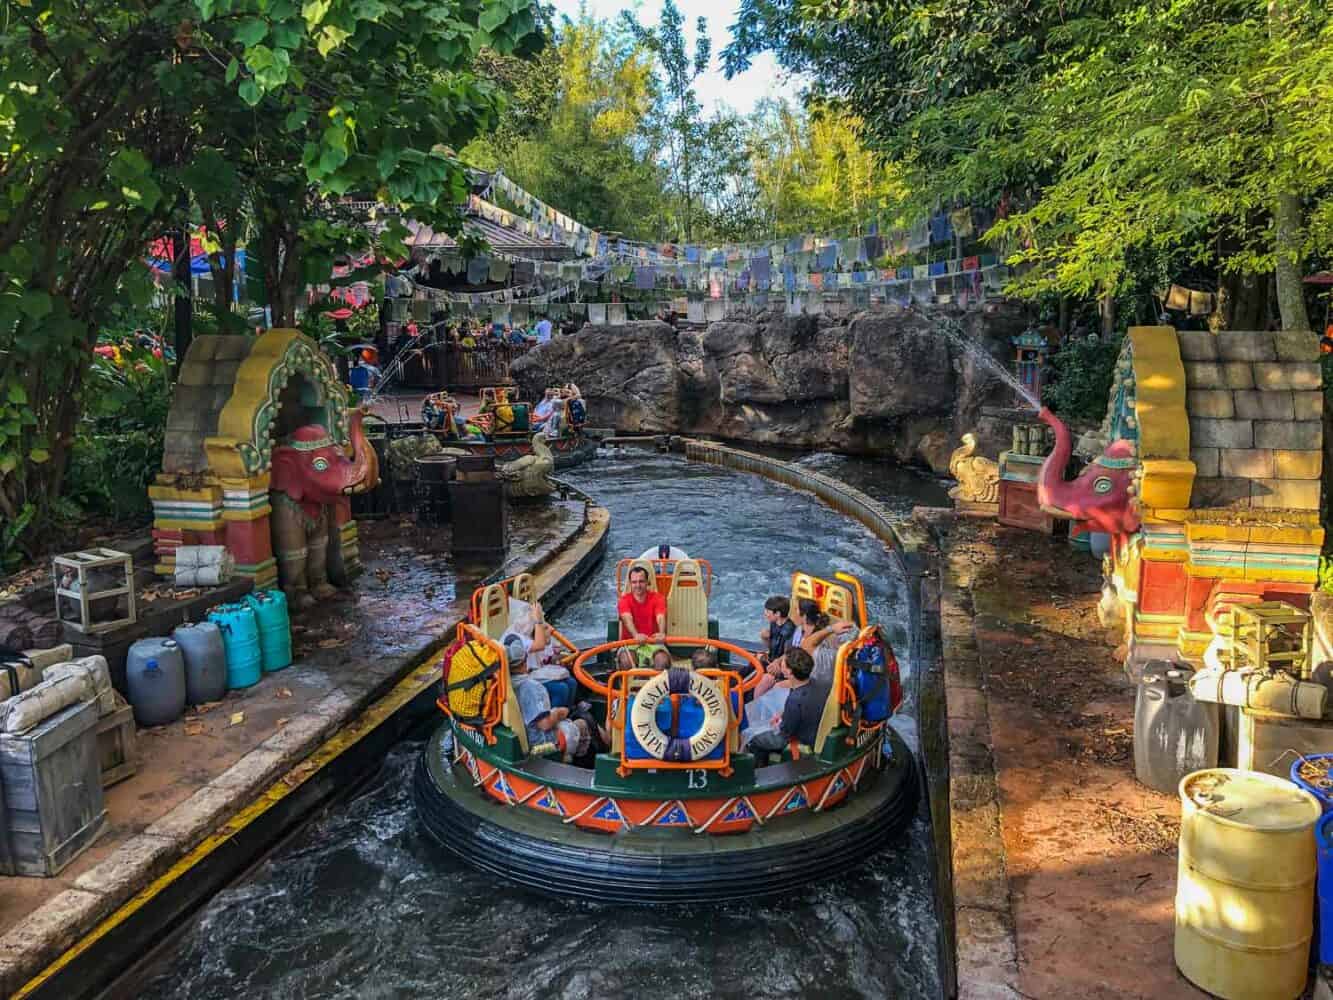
629, 668, 728, 762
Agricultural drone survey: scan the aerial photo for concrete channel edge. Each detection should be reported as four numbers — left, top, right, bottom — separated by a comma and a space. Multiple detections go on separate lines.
682, 439, 1020, 1000
2, 499, 611, 999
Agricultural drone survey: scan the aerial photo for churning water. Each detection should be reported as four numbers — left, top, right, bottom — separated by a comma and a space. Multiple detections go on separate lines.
134, 453, 950, 1000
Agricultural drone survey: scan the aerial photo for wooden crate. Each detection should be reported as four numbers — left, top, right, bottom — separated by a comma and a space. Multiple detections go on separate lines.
1236, 708, 1333, 777
998, 480, 1054, 534
52, 548, 136, 635
96, 693, 136, 788
0, 700, 106, 876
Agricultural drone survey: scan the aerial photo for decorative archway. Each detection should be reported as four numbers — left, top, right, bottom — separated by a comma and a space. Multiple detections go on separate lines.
150, 329, 362, 589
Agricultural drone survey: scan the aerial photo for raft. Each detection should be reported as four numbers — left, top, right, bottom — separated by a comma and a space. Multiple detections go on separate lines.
414, 558, 920, 903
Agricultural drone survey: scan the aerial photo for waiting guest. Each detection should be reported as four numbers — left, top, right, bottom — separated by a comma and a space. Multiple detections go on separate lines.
744, 648, 826, 762
534, 314, 553, 344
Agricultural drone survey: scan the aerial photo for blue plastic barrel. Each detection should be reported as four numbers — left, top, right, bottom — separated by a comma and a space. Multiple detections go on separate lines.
1316, 813, 1333, 964
1290, 755, 1333, 813
243, 589, 292, 672
207, 603, 262, 689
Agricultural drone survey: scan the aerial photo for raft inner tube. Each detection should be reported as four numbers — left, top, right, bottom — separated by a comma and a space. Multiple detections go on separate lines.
413, 723, 919, 904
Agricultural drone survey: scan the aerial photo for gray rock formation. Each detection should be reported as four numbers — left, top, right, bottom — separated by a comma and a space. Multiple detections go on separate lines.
510, 305, 1029, 467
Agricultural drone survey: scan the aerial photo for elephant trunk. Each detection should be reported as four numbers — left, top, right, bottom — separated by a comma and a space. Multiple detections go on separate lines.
344, 409, 381, 494
1036, 406, 1074, 514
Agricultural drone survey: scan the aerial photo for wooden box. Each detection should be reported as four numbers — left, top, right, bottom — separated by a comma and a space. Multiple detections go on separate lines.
998, 480, 1055, 534
52, 548, 137, 635
96, 692, 136, 788
0, 700, 106, 876
1235, 708, 1333, 777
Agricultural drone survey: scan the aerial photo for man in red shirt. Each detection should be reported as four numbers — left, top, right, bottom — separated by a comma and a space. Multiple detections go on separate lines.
617, 566, 666, 667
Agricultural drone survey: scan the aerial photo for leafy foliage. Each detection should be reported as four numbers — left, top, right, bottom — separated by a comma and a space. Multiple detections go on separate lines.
0, 0, 543, 551
725, 0, 1332, 326
1043, 335, 1124, 424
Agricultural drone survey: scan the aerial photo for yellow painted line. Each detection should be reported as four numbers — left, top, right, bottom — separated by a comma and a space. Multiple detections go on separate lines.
16, 509, 608, 1000
14, 649, 443, 1000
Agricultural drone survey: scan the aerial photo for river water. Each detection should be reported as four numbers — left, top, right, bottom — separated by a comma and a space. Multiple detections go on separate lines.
135, 452, 950, 1000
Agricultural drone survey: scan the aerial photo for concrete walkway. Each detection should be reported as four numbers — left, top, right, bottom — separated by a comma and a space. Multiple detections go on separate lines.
0, 499, 602, 996
937, 518, 1203, 1000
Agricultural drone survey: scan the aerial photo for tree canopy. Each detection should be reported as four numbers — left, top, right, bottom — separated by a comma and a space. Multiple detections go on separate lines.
726, 0, 1333, 328
0, 0, 542, 547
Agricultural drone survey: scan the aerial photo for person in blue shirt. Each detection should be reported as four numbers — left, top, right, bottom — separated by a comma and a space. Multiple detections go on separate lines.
534, 315, 553, 344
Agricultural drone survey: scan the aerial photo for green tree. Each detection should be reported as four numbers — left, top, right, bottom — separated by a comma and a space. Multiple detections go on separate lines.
726, 0, 1333, 329
0, 0, 542, 551
464, 12, 668, 239
624, 0, 712, 242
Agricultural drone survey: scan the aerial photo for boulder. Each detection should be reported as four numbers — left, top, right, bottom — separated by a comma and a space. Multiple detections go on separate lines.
848, 313, 954, 421
511, 308, 1026, 466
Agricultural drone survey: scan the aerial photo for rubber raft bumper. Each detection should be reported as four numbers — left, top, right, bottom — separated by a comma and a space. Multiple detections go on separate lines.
412, 726, 919, 904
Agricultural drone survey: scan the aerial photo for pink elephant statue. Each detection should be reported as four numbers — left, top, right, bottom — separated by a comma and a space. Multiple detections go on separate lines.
269, 409, 380, 608
1036, 406, 1140, 540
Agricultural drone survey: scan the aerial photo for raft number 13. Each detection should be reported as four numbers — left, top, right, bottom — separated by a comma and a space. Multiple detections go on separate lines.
687, 769, 708, 789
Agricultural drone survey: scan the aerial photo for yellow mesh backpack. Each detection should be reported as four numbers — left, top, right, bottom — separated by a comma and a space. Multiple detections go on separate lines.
445, 639, 500, 724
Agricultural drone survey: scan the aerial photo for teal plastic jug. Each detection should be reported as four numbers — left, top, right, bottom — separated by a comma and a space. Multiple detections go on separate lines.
243, 589, 292, 672
207, 604, 262, 689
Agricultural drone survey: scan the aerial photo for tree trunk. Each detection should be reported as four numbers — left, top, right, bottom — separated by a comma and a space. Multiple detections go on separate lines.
172, 224, 193, 371
1099, 288, 1116, 338
1274, 192, 1310, 330
1220, 270, 1268, 330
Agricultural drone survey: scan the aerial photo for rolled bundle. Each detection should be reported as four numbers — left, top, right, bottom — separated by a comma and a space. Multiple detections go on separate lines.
43, 655, 114, 716
174, 546, 233, 587
0, 671, 94, 734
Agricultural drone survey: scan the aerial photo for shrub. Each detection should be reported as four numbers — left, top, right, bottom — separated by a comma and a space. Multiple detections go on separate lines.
1043, 334, 1124, 423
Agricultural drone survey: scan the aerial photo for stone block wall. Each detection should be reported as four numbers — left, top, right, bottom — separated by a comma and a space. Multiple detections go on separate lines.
1180, 330, 1322, 512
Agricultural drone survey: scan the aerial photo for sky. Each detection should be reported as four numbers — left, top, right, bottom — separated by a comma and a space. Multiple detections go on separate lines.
546, 0, 802, 115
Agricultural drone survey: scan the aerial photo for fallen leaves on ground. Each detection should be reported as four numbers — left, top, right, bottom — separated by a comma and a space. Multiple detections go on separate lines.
184, 720, 206, 736
227, 711, 245, 727
192, 700, 223, 715
317, 638, 345, 649
276, 686, 292, 699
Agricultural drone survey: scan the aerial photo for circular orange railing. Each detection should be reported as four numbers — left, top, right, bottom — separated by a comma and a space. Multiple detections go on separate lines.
570, 636, 764, 696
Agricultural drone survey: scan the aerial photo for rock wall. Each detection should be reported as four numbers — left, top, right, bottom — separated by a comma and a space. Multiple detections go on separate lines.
512, 305, 1029, 472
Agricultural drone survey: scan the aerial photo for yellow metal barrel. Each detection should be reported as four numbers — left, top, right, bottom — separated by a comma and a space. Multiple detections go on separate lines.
1175, 768, 1320, 999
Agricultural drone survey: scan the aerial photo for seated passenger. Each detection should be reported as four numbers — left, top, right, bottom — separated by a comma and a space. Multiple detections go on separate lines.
502, 601, 576, 707
616, 565, 666, 668
507, 637, 607, 761
744, 648, 827, 762
793, 597, 857, 685
759, 595, 796, 667
690, 648, 717, 670
531, 389, 557, 428
650, 648, 673, 671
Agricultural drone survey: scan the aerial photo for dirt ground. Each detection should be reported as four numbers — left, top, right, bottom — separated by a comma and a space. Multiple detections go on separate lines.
949, 520, 1205, 1000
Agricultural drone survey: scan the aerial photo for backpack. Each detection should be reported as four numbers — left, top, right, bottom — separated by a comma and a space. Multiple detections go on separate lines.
443, 637, 501, 725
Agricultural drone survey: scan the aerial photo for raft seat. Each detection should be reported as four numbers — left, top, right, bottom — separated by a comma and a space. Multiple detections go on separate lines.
477, 583, 510, 640
666, 559, 708, 641
791, 573, 854, 623
511, 573, 537, 606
